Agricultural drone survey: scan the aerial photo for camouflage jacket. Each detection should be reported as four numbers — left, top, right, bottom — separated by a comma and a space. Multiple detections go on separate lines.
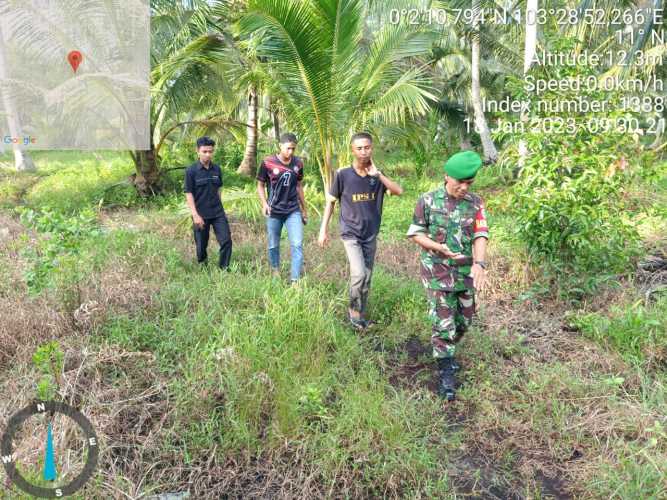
406, 187, 489, 291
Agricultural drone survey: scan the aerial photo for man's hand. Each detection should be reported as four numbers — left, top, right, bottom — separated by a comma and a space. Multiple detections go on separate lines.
366, 160, 379, 177
262, 202, 271, 216
301, 212, 308, 225
192, 214, 205, 229
471, 263, 486, 292
436, 243, 463, 259
318, 231, 329, 247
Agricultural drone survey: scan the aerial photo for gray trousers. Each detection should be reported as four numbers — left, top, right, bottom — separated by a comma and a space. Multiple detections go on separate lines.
342, 237, 378, 315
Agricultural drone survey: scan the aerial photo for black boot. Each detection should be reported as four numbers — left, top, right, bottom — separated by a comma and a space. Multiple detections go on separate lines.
437, 357, 457, 401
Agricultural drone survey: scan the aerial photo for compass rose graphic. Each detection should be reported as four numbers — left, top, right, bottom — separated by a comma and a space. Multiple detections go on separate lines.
2, 400, 98, 498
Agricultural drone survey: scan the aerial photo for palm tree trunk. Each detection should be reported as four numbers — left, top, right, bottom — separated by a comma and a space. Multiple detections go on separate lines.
237, 86, 258, 176
471, 0, 498, 163
519, 0, 539, 169
0, 20, 36, 171
12, 149, 36, 171
131, 150, 160, 195
460, 130, 473, 150
267, 95, 280, 142
130, 130, 161, 196
272, 110, 280, 143
319, 141, 335, 208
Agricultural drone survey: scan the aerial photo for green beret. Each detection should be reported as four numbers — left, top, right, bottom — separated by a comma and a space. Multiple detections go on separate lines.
444, 151, 482, 180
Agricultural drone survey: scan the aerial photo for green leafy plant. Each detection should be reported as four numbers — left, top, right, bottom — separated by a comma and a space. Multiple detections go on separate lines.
215, 142, 245, 170
33, 341, 64, 401
503, 38, 649, 291
237, 0, 437, 199
17, 207, 101, 293
298, 383, 330, 425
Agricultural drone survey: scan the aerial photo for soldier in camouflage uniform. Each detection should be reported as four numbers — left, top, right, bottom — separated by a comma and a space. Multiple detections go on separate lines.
407, 151, 489, 400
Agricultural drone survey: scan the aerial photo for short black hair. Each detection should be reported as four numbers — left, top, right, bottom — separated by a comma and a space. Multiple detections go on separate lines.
196, 136, 215, 149
350, 132, 373, 144
279, 132, 298, 144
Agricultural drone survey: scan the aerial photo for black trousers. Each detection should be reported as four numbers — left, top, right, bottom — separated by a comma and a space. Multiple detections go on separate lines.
193, 215, 232, 269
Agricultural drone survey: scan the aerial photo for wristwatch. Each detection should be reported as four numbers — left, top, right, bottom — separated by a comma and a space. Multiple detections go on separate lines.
474, 260, 487, 269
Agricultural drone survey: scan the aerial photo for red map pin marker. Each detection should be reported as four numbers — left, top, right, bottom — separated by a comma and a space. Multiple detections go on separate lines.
67, 50, 83, 73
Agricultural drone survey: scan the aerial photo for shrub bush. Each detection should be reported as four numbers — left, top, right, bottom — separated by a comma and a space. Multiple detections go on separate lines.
503, 38, 651, 282
17, 207, 101, 294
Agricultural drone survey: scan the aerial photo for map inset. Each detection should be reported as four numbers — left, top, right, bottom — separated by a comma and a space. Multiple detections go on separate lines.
0, 0, 150, 150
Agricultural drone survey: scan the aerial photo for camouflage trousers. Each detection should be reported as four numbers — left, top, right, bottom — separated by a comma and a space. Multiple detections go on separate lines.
426, 288, 475, 358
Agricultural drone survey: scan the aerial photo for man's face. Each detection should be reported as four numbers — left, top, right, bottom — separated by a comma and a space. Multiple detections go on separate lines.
279, 141, 296, 159
351, 138, 372, 164
446, 175, 474, 198
198, 145, 214, 164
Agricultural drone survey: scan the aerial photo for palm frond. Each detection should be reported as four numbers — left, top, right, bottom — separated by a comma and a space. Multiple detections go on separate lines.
240, 0, 334, 136
366, 65, 437, 125
355, 26, 437, 110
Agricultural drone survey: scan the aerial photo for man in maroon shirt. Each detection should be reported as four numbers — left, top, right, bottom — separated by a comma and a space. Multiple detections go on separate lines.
256, 133, 308, 283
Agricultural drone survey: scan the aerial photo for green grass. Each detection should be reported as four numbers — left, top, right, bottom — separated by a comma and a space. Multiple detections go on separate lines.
566, 296, 667, 369
0, 149, 266, 214
1, 150, 666, 498
37, 223, 452, 496
589, 411, 667, 499
0, 152, 136, 211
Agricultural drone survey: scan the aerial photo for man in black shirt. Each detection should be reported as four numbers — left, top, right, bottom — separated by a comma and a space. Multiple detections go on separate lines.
184, 136, 232, 269
256, 133, 307, 282
318, 132, 403, 329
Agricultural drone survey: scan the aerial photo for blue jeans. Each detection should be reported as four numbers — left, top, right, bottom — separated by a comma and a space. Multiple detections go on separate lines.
266, 211, 303, 280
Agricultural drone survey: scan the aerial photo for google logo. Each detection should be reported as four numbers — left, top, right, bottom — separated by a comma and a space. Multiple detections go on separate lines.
3, 135, 37, 145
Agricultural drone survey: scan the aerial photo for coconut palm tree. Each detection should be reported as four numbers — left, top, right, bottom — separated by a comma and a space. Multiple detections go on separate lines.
0, 0, 240, 193
0, 0, 154, 167
518, 0, 539, 167
207, 0, 266, 177
237, 0, 437, 193
236, 85, 259, 176
0, 18, 35, 171
428, 0, 520, 156
469, 0, 498, 162
146, 0, 245, 194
